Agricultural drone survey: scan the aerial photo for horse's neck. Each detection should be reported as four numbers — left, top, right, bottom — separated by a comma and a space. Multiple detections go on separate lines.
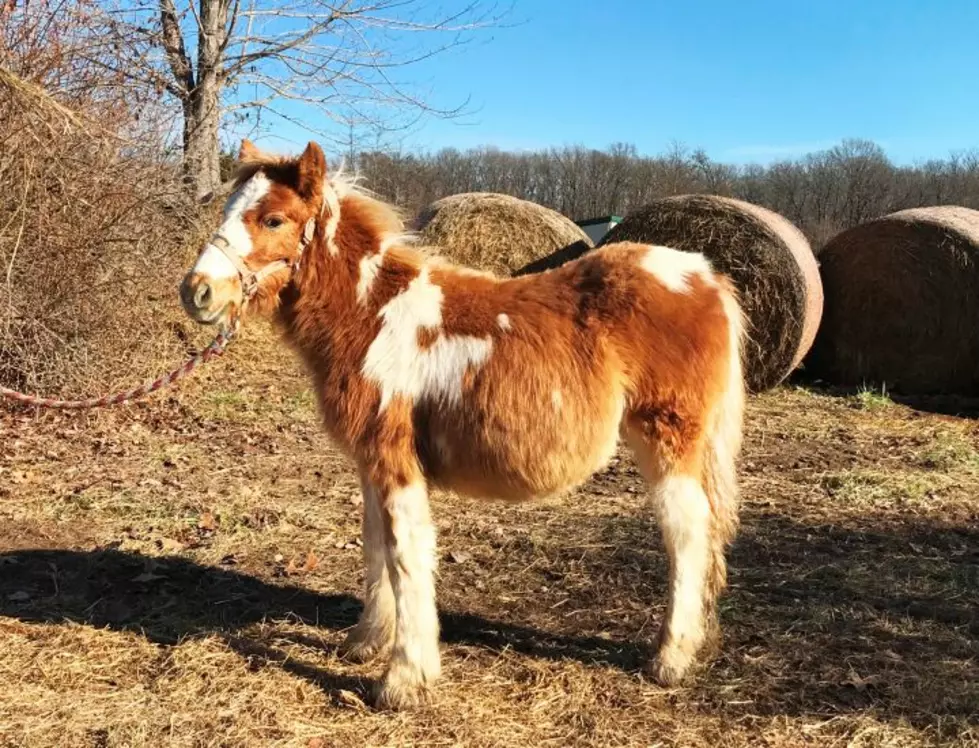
281, 233, 412, 367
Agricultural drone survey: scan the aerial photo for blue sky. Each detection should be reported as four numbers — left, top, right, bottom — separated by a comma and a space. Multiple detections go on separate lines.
245, 0, 979, 165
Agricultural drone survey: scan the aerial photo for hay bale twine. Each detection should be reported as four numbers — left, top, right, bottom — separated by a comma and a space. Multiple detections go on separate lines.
808, 206, 979, 394
597, 195, 823, 392
413, 192, 593, 276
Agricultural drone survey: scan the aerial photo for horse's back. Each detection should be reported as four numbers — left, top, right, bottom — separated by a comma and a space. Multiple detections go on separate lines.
416, 241, 740, 500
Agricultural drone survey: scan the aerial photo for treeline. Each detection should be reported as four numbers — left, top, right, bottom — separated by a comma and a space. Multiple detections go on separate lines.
349, 139, 979, 249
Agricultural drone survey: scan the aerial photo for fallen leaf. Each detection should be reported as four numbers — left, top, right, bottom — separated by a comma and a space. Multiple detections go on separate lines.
448, 550, 471, 564
198, 511, 218, 532
157, 537, 185, 553
301, 550, 319, 573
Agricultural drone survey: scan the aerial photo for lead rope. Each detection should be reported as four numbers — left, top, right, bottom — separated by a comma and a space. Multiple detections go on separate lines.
0, 326, 236, 410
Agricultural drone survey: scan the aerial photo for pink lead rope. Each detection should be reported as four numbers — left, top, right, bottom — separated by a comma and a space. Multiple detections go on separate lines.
0, 327, 236, 410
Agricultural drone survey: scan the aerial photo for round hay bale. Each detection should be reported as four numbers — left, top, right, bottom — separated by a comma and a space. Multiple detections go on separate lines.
597, 195, 823, 392
412, 192, 593, 276
807, 206, 979, 395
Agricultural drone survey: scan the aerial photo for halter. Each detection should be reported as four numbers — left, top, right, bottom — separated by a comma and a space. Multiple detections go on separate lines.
207, 215, 317, 301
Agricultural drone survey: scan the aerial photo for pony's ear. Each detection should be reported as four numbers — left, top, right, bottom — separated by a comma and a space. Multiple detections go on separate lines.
238, 138, 262, 162
296, 141, 326, 201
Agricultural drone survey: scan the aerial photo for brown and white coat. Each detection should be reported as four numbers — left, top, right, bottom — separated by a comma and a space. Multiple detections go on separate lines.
180, 140, 747, 710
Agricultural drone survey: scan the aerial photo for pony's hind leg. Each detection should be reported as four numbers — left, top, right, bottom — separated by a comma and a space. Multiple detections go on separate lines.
339, 474, 396, 663
627, 429, 722, 686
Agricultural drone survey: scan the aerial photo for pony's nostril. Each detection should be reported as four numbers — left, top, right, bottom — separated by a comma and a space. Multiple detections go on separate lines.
194, 283, 213, 309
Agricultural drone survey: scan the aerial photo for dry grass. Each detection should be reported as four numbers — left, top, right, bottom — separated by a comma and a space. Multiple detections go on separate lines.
808, 206, 979, 395
0, 32, 212, 397
1, 331, 978, 747
598, 195, 823, 394
412, 192, 593, 276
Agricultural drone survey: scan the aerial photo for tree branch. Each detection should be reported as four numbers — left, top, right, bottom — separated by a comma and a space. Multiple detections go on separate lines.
158, 0, 194, 94
222, 12, 340, 77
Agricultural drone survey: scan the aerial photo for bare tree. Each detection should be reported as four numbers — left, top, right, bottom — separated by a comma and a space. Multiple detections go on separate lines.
81, 0, 506, 194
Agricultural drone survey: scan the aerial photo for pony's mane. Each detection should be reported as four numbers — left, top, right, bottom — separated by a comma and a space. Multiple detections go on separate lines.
328, 162, 408, 236
327, 162, 436, 267
231, 152, 295, 189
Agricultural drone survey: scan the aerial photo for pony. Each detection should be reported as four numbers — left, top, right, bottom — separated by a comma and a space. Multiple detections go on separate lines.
179, 139, 747, 710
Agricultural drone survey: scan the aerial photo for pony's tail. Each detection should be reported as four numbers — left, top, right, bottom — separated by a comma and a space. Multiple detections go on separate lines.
703, 277, 747, 599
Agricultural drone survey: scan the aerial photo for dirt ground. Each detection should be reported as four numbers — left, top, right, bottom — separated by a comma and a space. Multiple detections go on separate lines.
1, 326, 977, 747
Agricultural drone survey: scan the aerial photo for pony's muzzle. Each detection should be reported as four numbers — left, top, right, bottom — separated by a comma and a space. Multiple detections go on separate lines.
180, 272, 230, 324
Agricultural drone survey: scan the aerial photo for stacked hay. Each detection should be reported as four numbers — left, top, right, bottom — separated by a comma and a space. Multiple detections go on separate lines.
413, 192, 593, 276
808, 206, 979, 394
597, 195, 823, 392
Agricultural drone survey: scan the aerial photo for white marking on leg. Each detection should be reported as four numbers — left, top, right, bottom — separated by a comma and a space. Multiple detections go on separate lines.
382, 481, 441, 699
497, 313, 511, 331
651, 473, 712, 678
639, 245, 716, 294
193, 173, 271, 280
344, 479, 395, 658
362, 267, 492, 410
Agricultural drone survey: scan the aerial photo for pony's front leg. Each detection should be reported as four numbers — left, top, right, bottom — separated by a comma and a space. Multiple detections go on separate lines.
339, 475, 396, 662
372, 475, 441, 710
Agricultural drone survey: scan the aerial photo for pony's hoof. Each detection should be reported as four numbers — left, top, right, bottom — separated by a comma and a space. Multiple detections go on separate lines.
646, 647, 695, 687
373, 674, 435, 711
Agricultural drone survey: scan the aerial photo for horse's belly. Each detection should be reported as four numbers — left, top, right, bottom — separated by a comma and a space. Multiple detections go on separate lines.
421, 394, 624, 501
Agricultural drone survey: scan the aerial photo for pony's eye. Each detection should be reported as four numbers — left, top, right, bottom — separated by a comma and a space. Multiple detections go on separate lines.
264, 216, 284, 229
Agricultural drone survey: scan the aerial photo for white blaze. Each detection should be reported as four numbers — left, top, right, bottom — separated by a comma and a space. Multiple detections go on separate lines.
193, 173, 271, 280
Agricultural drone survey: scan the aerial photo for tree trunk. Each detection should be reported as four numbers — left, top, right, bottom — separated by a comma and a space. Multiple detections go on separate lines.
182, 75, 221, 195
178, 0, 229, 196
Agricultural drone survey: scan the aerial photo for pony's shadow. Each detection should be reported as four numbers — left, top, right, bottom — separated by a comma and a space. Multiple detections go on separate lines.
2, 514, 976, 725
0, 547, 645, 698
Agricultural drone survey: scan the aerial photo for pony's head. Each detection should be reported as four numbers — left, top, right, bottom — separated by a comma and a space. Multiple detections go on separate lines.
179, 138, 330, 328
